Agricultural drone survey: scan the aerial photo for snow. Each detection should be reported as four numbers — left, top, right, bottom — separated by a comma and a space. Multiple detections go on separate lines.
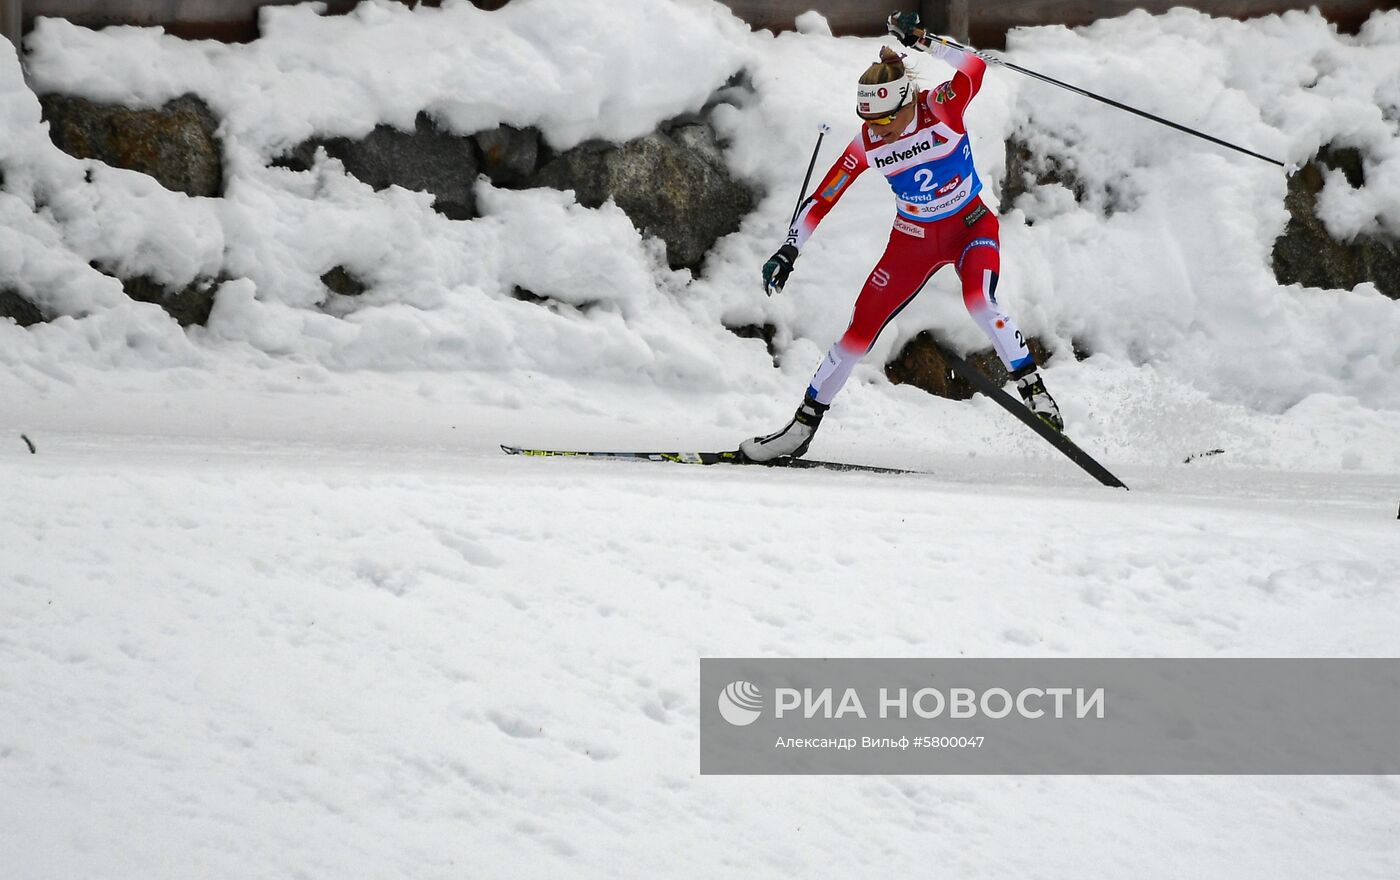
4, 389, 1400, 877
3, 1, 1400, 877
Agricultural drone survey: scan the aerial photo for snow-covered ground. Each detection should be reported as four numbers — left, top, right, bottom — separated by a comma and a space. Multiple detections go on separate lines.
5, 378, 1400, 878
3, 1, 1400, 877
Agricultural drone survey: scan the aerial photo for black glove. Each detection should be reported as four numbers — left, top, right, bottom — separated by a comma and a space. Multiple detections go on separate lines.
762, 245, 799, 296
886, 11, 921, 47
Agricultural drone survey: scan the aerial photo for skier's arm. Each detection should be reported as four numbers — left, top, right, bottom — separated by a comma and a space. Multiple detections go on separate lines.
785, 135, 869, 252
886, 12, 986, 131
919, 39, 986, 106
762, 136, 868, 296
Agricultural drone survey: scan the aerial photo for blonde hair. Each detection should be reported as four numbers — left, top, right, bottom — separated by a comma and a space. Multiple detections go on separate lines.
859, 46, 916, 86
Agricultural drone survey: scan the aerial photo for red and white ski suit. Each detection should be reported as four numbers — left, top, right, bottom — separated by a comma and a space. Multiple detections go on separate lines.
791, 45, 1036, 405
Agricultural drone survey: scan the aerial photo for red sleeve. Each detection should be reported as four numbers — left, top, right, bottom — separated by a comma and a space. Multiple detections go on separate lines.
785, 134, 869, 252
925, 47, 986, 134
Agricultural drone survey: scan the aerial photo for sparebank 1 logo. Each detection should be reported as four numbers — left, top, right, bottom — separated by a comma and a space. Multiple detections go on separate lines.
718, 681, 763, 726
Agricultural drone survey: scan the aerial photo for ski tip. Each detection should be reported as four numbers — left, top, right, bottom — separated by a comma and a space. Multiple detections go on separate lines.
500, 444, 521, 455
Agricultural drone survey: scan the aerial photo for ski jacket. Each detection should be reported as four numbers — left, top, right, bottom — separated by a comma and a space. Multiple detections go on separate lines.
786, 45, 987, 251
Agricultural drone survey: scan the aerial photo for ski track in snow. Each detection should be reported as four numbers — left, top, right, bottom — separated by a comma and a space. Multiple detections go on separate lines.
3, 414, 1398, 878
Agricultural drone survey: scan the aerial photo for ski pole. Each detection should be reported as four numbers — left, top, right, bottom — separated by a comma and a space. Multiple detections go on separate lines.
791, 123, 831, 225
921, 31, 1287, 169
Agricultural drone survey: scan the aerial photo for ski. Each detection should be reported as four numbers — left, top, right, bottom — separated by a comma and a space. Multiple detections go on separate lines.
939, 349, 1129, 490
500, 445, 918, 475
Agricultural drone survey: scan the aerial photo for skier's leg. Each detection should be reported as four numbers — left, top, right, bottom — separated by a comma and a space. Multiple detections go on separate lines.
956, 236, 1033, 373
814, 230, 940, 403
742, 228, 936, 461
957, 229, 1063, 430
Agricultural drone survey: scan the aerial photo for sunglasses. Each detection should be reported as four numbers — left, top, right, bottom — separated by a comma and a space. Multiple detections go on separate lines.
862, 112, 899, 126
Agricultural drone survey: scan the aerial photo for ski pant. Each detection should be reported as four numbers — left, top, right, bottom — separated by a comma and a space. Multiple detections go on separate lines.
807, 197, 1035, 405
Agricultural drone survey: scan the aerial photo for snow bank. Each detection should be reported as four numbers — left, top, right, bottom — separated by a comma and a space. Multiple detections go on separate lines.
2, 1, 1399, 471
995, 9, 1400, 414
22, 0, 752, 156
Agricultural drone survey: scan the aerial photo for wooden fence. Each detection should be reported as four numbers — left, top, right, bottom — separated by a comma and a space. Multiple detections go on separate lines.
960, 0, 1388, 45
3, 0, 1392, 47
720, 0, 1389, 44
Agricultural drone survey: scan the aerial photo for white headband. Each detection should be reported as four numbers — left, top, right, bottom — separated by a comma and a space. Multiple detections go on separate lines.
856, 74, 913, 120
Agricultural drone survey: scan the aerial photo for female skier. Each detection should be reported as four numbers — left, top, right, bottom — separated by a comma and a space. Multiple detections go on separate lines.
740, 13, 1062, 463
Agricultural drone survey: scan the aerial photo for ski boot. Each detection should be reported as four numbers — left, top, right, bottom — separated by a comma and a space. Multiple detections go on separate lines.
740, 393, 829, 462
1013, 367, 1064, 432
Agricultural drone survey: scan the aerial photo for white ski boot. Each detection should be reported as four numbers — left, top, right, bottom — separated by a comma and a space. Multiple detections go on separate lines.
1014, 368, 1064, 432
740, 393, 829, 462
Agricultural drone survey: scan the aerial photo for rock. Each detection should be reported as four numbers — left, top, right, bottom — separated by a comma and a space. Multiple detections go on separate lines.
1272, 145, 1400, 299
669, 120, 725, 169
999, 136, 1085, 215
321, 266, 368, 298
0, 289, 45, 327
117, 274, 219, 327
274, 105, 753, 268
528, 121, 755, 272
40, 94, 223, 197
474, 126, 541, 186
510, 285, 600, 314
999, 135, 1139, 217
884, 331, 964, 399
279, 112, 479, 220
726, 321, 779, 365
885, 330, 1053, 400
318, 266, 370, 318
